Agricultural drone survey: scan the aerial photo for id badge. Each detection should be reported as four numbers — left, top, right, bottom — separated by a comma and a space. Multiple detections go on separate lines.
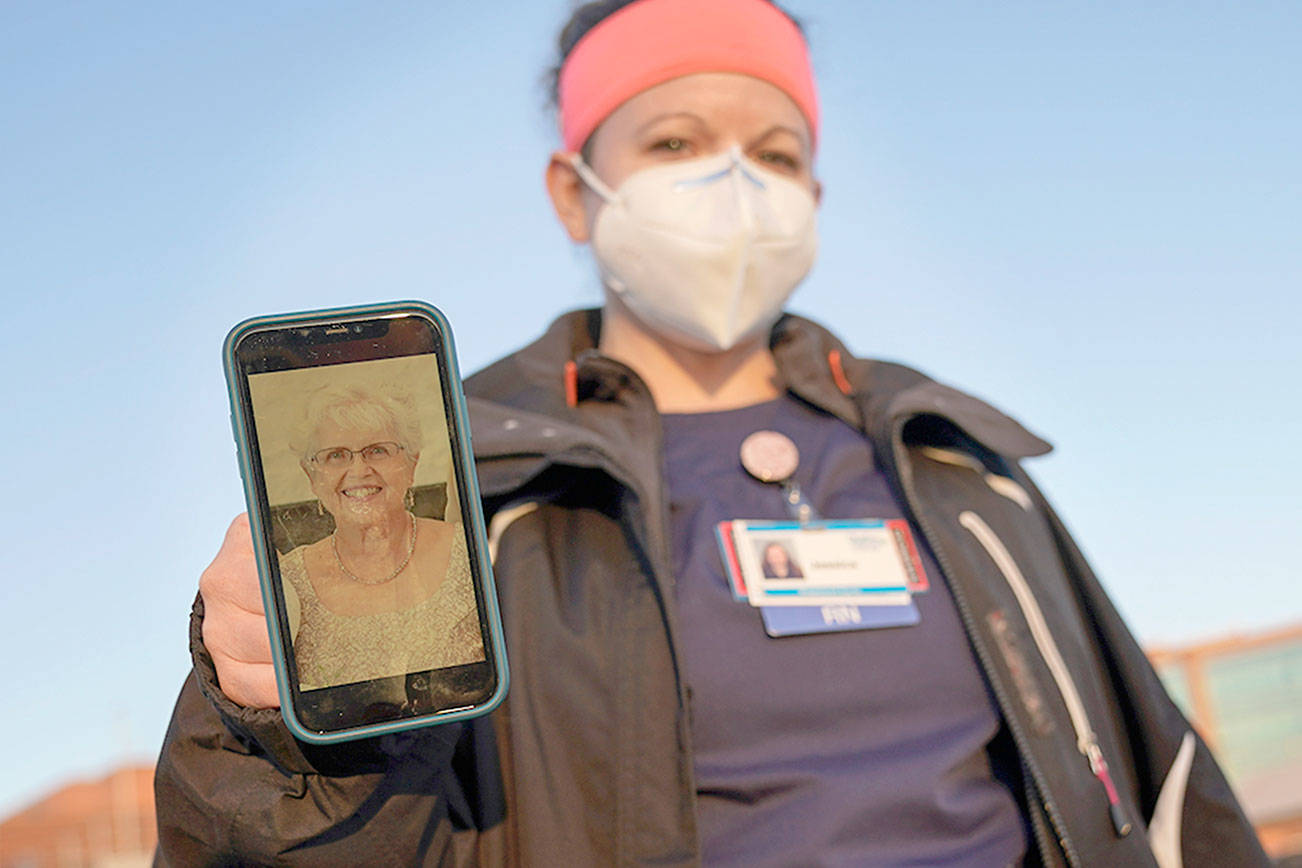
715, 520, 928, 637
735, 519, 917, 608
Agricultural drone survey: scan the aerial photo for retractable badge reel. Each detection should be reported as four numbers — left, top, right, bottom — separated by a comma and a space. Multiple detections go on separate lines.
740, 430, 819, 523
731, 429, 925, 637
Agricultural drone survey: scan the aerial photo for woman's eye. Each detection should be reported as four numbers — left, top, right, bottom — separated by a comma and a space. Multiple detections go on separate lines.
651, 137, 688, 153
757, 150, 799, 171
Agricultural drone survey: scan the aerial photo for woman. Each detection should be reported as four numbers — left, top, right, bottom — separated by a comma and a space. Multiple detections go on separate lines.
279, 385, 483, 691
759, 542, 802, 579
156, 1, 1266, 865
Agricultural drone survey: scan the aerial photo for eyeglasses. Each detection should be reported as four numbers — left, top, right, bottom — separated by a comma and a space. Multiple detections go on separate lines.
309, 441, 405, 469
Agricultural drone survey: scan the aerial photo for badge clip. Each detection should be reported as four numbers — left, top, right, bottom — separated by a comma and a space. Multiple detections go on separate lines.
740, 430, 820, 525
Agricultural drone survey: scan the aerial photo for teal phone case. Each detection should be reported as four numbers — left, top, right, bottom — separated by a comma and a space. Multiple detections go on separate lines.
222, 300, 509, 743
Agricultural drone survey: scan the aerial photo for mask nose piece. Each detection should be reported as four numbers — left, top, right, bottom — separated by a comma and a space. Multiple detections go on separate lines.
728, 145, 767, 190
672, 146, 767, 193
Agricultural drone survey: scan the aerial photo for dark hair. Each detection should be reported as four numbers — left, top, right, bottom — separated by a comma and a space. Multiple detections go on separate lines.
546, 0, 806, 109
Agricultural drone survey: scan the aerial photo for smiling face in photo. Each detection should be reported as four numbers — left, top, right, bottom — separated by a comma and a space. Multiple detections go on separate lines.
303, 417, 418, 525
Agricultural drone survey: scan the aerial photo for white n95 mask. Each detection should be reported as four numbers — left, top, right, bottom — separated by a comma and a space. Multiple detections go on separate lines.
572, 146, 818, 353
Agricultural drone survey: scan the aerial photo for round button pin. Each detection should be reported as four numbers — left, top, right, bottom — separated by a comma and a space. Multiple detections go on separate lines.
740, 430, 800, 483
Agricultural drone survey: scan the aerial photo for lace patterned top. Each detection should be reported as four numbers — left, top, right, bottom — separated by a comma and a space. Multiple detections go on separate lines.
280, 526, 485, 691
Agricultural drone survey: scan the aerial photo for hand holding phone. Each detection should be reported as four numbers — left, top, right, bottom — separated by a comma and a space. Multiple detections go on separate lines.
224, 302, 508, 742
199, 514, 280, 710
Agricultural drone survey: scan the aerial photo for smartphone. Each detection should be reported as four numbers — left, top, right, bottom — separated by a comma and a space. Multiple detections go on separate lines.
224, 301, 508, 743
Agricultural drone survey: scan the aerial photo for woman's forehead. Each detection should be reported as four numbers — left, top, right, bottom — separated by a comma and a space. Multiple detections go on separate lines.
602, 72, 810, 141
312, 414, 394, 442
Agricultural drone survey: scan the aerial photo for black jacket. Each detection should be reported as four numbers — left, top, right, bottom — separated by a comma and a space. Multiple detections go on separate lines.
155, 310, 1267, 866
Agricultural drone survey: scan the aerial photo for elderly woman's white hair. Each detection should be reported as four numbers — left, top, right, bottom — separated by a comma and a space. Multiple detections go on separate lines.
290, 383, 422, 462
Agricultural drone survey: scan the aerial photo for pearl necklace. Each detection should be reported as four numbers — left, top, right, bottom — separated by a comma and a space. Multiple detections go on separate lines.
332, 514, 417, 585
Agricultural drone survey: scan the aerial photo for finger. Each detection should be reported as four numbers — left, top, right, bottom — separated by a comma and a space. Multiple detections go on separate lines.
200, 561, 265, 616
200, 514, 264, 615
214, 659, 281, 709
222, 513, 255, 556
203, 606, 273, 666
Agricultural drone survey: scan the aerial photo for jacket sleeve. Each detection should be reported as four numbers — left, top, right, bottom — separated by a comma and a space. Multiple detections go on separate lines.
1029, 490, 1271, 868
153, 593, 506, 867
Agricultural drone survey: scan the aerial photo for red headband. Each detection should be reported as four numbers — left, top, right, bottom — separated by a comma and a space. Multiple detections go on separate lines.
558, 0, 819, 153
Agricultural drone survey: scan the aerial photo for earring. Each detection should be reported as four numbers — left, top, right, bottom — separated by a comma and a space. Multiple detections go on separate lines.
405, 489, 415, 511
316, 500, 324, 517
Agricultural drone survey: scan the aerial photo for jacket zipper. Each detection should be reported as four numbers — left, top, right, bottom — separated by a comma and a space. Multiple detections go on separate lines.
890, 427, 1080, 867
1023, 758, 1062, 868
959, 510, 1133, 839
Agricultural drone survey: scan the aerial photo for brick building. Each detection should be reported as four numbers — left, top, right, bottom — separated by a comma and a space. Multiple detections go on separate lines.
0, 765, 154, 868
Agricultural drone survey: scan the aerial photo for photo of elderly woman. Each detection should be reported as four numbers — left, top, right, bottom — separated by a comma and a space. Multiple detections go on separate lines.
247, 356, 485, 693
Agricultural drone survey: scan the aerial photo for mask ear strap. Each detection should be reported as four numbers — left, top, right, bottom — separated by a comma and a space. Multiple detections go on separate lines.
569, 154, 620, 203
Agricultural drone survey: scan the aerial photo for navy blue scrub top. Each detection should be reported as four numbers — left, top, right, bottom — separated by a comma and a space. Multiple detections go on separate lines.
661, 395, 1027, 867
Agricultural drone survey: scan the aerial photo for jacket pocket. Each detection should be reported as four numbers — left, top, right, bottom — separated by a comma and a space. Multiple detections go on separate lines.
959, 510, 1134, 838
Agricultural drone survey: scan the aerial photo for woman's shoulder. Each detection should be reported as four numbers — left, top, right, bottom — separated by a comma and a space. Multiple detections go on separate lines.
781, 317, 1052, 460
415, 515, 454, 529
295, 535, 335, 561
415, 516, 459, 540
282, 537, 333, 580
277, 542, 309, 584
414, 517, 466, 567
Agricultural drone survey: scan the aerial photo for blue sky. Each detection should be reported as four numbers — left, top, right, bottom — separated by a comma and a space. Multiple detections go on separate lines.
1, 1, 1298, 816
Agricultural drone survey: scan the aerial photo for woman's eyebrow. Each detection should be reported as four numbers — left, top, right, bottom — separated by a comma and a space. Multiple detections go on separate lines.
635, 111, 709, 135
749, 124, 807, 149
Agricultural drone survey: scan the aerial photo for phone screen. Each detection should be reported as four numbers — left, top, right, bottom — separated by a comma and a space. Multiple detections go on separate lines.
230, 311, 499, 736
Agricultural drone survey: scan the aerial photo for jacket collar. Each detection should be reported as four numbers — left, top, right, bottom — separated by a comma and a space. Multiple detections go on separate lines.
770, 313, 1051, 459
464, 309, 1050, 496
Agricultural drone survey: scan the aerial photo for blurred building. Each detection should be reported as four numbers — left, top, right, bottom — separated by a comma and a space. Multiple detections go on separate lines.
0, 765, 154, 868
1151, 622, 1302, 861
